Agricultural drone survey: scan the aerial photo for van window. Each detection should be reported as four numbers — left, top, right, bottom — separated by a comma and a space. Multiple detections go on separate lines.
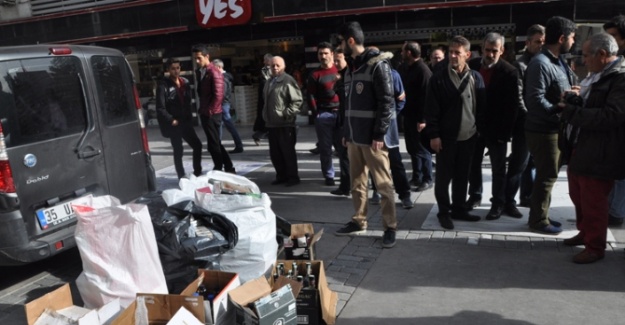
91, 56, 137, 126
0, 57, 88, 147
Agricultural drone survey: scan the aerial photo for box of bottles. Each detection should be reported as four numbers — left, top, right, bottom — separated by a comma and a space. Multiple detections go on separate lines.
228, 277, 298, 325
274, 260, 337, 325
283, 224, 324, 261
111, 293, 205, 325
180, 270, 241, 325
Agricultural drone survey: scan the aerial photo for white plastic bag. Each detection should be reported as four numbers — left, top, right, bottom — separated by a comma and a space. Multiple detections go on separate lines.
72, 195, 168, 309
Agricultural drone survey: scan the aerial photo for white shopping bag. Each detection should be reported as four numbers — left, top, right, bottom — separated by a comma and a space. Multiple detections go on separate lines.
72, 195, 168, 309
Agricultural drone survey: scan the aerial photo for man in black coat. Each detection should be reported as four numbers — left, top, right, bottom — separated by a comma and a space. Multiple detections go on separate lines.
466, 32, 522, 220
156, 58, 203, 179
399, 41, 433, 191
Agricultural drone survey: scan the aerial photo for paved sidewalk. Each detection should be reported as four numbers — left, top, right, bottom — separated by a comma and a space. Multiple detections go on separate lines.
206, 123, 625, 324
1, 122, 622, 325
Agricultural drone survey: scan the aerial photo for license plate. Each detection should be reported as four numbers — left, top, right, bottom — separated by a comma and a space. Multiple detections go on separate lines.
36, 195, 91, 230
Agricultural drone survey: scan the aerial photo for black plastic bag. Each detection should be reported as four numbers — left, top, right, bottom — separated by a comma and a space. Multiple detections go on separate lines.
152, 200, 238, 293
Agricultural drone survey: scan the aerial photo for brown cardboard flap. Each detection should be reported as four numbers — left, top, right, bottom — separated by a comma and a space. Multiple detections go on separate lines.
273, 276, 303, 298
290, 224, 314, 237
228, 277, 272, 307
111, 294, 205, 325
25, 284, 74, 325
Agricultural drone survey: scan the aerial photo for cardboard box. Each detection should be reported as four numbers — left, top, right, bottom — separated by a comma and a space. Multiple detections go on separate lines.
111, 294, 204, 325
228, 276, 300, 325
180, 269, 241, 325
25, 283, 121, 325
284, 224, 323, 260
276, 260, 338, 325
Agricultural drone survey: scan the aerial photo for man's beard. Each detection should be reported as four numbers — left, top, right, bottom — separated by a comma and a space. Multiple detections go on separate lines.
560, 42, 572, 54
344, 45, 353, 57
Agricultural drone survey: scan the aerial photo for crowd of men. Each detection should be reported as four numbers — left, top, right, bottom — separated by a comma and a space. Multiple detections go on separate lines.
157, 15, 625, 263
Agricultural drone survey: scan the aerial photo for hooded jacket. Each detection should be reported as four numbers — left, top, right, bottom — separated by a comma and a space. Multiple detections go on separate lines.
343, 49, 394, 146
560, 56, 625, 180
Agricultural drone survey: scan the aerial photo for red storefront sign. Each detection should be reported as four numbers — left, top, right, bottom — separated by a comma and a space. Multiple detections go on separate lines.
195, 0, 252, 28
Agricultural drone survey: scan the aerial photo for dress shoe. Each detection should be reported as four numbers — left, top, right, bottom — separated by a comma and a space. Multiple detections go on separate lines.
464, 196, 482, 211
530, 224, 562, 235
451, 212, 481, 222
225, 168, 236, 174
437, 214, 454, 230
229, 147, 244, 154
563, 235, 584, 246
608, 214, 624, 227
309, 147, 320, 154
503, 203, 523, 219
325, 178, 336, 186
285, 178, 301, 187
573, 249, 604, 264
271, 179, 287, 185
485, 204, 503, 220
330, 188, 350, 196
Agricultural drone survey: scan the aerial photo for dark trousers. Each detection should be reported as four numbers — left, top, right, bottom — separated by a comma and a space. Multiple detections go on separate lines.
525, 131, 560, 228
468, 135, 508, 205
404, 120, 433, 184
268, 127, 299, 182
568, 170, 613, 254
169, 121, 203, 178
200, 113, 233, 171
520, 157, 535, 204
371, 146, 411, 199
435, 136, 477, 216
220, 103, 243, 149
333, 127, 350, 192
505, 115, 530, 205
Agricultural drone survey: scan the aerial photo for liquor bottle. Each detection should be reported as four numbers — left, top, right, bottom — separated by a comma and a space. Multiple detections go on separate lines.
296, 275, 303, 283
273, 272, 279, 282
196, 285, 208, 297
291, 262, 298, 277
287, 269, 293, 279
277, 262, 285, 276
303, 262, 313, 288
308, 275, 316, 289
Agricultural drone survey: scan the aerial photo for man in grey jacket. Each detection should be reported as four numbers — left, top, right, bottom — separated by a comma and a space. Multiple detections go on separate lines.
524, 16, 578, 234
263, 56, 303, 187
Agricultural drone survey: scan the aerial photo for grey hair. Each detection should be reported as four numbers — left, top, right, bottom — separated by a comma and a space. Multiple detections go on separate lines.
483, 32, 505, 45
450, 35, 471, 52
586, 32, 619, 56
211, 59, 224, 68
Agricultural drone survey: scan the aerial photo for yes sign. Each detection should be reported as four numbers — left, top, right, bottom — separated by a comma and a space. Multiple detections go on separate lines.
196, 0, 252, 28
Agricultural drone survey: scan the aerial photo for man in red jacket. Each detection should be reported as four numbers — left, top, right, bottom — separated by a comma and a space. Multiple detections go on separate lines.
192, 44, 235, 173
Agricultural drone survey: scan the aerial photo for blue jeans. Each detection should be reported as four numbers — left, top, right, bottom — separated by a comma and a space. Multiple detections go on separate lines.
609, 179, 625, 219
219, 103, 243, 149
315, 111, 340, 179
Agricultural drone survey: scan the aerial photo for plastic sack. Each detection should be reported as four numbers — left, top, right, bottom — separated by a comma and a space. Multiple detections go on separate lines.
72, 195, 168, 309
162, 171, 261, 207
153, 200, 238, 293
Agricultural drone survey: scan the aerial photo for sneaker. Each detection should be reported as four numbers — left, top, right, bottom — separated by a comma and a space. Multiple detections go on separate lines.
335, 221, 366, 236
382, 229, 396, 248
325, 178, 336, 186
229, 147, 244, 154
309, 147, 320, 154
464, 196, 482, 211
401, 196, 414, 209
330, 188, 350, 196
502, 203, 523, 219
369, 192, 381, 205
573, 249, 604, 264
485, 204, 503, 220
530, 224, 562, 235
225, 168, 236, 174
415, 181, 433, 192
549, 219, 562, 227
253, 138, 261, 146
